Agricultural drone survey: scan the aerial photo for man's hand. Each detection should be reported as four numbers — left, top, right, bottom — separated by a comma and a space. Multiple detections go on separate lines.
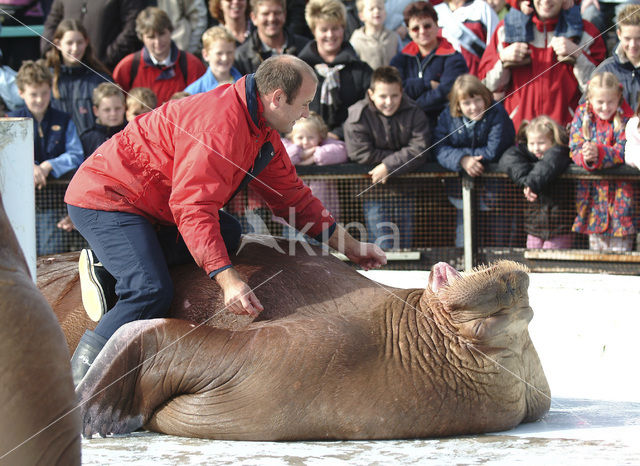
34, 161, 52, 190
581, 0, 598, 13
215, 267, 264, 317
523, 186, 538, 202
519, 0, 534, 14
460, 155, 484, 177
550, 36, 580, 61
499, 42, 530, 63
369, 163, 389, 184
327, 224, 387, 270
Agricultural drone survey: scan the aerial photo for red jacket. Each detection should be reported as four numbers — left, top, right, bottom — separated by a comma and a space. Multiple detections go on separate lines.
478, 16, 605, 128
113, 44, 206, 105
65, 76, 334, 274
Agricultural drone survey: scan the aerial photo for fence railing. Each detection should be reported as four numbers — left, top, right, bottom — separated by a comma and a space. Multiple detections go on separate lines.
36, 162, 640, 274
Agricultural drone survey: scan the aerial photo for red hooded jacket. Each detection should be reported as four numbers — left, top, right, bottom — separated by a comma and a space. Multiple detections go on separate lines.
65, 76, 335, 275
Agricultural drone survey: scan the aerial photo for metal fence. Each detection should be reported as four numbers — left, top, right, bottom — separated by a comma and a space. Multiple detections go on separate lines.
37, 163, 640, 274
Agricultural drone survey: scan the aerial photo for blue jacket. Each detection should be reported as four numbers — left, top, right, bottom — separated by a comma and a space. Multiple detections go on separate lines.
9, 104, 84, 178
390, 38, 468, 124
433, 101, 515, 172
50, 64, 111, 136
184, 66, 243, 95
591, 44, 640, 110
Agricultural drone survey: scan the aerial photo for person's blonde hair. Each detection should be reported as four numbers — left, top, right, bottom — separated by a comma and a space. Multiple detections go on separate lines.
288, 111, 328, 141
126, 87, 157, 112
250, 0, 286, 12
518, 115, 568, 147
355, 0, 384, 14
92, 82, 125, 107
202, 25, 237, 49
305, 0, 347, 32
583, 72, 624, 139
448, 74, 492, 118
618, 4, 640, 27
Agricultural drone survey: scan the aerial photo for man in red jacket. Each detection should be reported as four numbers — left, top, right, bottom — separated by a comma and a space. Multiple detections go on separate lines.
65, 55, 387, 386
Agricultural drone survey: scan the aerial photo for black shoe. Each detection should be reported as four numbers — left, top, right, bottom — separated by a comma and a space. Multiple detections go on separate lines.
79, 249, 117, 322
71, 329, 107, 387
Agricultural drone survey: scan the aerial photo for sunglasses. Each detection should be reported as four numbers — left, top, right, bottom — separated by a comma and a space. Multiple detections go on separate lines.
410, 23, 434, 33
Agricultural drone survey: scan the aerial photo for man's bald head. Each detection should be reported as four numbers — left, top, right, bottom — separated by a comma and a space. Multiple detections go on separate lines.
255, 55, 318, 104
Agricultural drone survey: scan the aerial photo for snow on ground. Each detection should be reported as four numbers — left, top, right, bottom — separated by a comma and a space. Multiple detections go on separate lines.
81, 271, 640, 465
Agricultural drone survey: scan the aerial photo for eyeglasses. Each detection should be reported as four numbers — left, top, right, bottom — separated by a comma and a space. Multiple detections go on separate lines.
409, 23, 434, 33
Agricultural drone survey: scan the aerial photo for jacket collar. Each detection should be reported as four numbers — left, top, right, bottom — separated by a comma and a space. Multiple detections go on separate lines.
531, 15, 559, 33
400, 37, 456, 57
237, 73, 267, 135
298, 40, 362, 66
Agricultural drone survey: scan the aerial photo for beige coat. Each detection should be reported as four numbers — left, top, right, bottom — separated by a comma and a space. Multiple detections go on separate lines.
349, 27, 399, 70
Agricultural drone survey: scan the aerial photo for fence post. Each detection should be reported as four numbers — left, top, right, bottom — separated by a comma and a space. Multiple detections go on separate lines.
0, 117, 36, 281
461, 174, 476, 272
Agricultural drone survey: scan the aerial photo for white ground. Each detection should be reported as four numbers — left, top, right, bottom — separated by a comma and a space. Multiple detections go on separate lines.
81, 271, 640, 465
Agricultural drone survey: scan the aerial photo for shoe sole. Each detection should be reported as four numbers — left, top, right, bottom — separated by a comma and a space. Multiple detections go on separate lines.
79, 249, 107, 322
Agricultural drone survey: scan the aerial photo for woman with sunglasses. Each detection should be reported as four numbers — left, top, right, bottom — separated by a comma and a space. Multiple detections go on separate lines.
390, 1, 467, 127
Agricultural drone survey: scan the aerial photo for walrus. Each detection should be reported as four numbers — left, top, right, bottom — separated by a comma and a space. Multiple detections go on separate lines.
55, 237, 551, 441
0, 194, 80, 464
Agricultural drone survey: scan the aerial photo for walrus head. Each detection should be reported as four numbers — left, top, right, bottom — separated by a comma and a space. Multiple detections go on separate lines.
424, 261, 533, 346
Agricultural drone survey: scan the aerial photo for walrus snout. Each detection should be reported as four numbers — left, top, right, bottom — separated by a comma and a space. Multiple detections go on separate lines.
428, 262, 461, 293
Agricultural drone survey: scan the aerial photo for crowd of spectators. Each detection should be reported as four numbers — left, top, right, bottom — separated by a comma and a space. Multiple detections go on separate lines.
1, 0, 640, 254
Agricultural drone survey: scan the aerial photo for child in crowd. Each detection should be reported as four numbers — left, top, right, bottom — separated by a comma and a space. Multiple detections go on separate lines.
499, 115, 573, 249
434, 74, 515, 247
502, 0, 582, 66
80, 83, 127, 157
282, 112, 347, 221
625, 102, 640, 170
570, 71, 636, 251
44, 19, 112, 136
349, 0, 399, 70
113, 7, 206, 105
184, 26, 242, 95
344, 66, 430, 249
125, 87, 157, 121
8, 60, 83, 255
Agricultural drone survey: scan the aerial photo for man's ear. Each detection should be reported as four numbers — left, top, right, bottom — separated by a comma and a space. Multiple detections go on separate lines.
92, 105, 99, 117
272, 88, 286, 108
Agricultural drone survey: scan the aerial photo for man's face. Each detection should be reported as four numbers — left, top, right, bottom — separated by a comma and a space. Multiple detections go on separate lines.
266, 74, 316, 133
368, 81, 402, 117
618, 24, 640, 64
142, 29, 172, 61
94, 95, 125, 127
18, 82, 51, 119
252, 1, 286, 39
533, 0, 562, 21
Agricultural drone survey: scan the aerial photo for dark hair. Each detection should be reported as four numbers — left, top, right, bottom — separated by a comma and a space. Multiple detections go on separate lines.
44, 19, 111, 99
255, 55, 317, 104
369, 66, 402, 90
403, 1, 438, 26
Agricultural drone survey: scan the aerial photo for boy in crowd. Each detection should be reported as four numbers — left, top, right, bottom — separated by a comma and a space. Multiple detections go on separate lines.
125, 87, 157, 122
113, 7, 206, 105
184, 26, 242, 95
9, 60, 83, 255
349, 0, 399, 70
344, 66, 430, 249
591, 4, 640, 109
80, 83, 127, 157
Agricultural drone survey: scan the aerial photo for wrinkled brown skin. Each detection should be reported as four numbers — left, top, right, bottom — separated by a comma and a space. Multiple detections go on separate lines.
0, 195, 81, 464
49, 236, 551, 441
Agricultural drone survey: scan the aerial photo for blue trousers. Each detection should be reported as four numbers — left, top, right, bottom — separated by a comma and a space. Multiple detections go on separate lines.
68, 205, 241, 339
504, 5, 583, 43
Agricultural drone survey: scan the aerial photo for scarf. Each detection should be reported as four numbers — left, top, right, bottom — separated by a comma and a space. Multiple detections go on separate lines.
143, 42, 180, 81
314, 63, 345, 106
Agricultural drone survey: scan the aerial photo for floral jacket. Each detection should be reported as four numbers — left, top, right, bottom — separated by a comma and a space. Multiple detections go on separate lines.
569, 102, 635, 236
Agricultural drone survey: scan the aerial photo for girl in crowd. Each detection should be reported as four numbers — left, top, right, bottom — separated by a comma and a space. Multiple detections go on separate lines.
570, 71, 635, 252
434, 74, 514, 247
282, 112, 347, 221
499, 115, 573, 249
44, 19, 111, 140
